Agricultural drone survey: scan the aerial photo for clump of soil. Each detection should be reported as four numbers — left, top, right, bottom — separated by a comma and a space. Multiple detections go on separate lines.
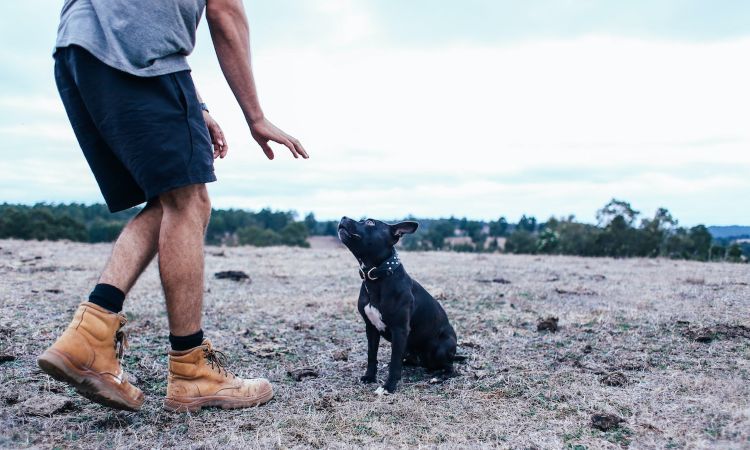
537, 317, 559, 332
592, 413, 625, 431
679, 322, 750, 343
288, 367, 319, 381
214, 270, 250, 281
599, 372, 628, 387
19, 395, 74, 416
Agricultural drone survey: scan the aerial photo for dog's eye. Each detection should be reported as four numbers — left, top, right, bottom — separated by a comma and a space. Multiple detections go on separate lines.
365, 220, 375, 226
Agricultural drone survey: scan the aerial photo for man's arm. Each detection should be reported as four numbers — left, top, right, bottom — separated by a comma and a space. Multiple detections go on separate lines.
206, 0, 308, 160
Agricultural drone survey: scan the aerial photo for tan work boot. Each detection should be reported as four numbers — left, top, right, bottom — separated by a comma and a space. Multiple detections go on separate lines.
37, 302, 145, 411
164, 339, 273, 412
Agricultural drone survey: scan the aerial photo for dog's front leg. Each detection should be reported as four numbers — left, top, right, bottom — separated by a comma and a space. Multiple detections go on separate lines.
383, 325, 409, 393
361, 322, 380, 383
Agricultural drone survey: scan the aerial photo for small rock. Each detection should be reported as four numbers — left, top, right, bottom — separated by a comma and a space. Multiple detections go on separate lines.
0, 354, 16, 363
332, 349, 349, 361
582, 344, 593, 354
591, 413, 624, 431
19, 394, 74, 416
287, 367, 319, 381
537, 317, 559, 333
599, 372, 628, 387
472, 370, 488, 380
214, 270, 250, 282
477, 278, 511, 284
45, 289, 62, 294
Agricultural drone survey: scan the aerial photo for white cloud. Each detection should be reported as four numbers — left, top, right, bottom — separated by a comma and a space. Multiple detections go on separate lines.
185, 36, 750, 224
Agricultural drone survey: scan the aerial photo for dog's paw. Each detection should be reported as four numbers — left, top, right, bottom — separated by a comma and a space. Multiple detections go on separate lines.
374, 386, 389, 396
360, 374, 377, 384
382, 383, 398, 394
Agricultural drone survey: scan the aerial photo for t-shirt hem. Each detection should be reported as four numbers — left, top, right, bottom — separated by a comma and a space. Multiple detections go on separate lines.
54, 39, 191, 77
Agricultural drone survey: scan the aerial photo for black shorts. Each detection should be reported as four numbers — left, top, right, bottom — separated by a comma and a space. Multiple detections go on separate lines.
54, 45, 216, 212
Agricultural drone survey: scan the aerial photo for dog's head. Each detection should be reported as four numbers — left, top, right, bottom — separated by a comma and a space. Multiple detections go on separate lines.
338, 217, 418, 266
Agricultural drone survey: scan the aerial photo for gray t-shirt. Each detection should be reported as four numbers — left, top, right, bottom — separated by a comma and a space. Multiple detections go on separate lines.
56, 0, 206, 77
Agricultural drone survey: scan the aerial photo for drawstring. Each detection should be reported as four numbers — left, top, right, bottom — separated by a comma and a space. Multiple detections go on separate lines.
203, 347, 232, 378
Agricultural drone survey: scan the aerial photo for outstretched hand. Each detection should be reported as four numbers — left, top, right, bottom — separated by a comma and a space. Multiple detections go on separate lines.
249, 117, 308, 160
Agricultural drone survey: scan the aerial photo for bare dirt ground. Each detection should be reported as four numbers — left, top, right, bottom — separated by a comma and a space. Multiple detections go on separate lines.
0, 239, 748, 449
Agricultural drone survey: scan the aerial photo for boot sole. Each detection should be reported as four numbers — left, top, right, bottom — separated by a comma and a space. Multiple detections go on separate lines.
37, 349, 144, 412
163, 387, 274, 413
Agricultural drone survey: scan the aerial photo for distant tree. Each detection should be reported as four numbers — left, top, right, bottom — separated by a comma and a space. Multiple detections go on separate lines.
517, 215, 537, 232
596, 199, 639, 227
663, 227, 692, 259
426, 221, 455, 249
688, 225, 713, 261
489, 217, 508, 237
727, 244, 743, 262
462, 220, 484, 244
536, 229, 559, 253
505, 230, 537, 254
637, 207, 677, 257
304, 213, 317, 234
597, 215, 637, 257
237, 226, 282, 247
280, 222, 310, 248
87, 218, 124, 243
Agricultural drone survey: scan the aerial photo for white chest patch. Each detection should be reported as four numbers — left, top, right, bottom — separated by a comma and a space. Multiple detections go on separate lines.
364, 304, 386, 331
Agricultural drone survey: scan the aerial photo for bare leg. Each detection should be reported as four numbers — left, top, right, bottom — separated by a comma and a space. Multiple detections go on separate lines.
98, 200, 163, 293
158, 184, 211, 336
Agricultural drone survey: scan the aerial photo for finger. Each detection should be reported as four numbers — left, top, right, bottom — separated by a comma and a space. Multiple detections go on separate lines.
292, 138, 309, 159
220, 135, 229, 159
281, 138, 299, 159
259, 140, 274, 160
217, 129, 228, 158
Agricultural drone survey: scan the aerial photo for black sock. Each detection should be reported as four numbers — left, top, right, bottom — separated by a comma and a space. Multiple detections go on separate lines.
169, 329, 204, 351
88, 283, 125, 313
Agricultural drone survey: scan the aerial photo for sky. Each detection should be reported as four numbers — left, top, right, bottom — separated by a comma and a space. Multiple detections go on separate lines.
1, 0, 749, 225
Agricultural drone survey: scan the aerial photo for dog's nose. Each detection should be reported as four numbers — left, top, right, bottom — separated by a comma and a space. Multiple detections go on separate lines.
341, 216, 349, 222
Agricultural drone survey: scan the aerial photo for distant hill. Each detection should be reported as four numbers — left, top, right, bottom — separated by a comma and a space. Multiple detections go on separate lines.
708, 226, 750, 239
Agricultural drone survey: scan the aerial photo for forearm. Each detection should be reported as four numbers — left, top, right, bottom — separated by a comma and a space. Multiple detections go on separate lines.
206, 0, 264, 123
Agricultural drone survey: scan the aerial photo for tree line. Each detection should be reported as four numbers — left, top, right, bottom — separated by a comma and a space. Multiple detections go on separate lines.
0, 200, 746, 262
399, 199, 747, 262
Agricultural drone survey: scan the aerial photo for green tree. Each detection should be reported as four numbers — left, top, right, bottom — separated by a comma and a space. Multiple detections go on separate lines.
237, 225, 282, 247
505, 230, 537, 254
596, 199, 639, 227
280, 222, 310, 248
489, 217, 508, 237
303, 213, 317, 234
517, 215, 537, 232
688, 225, 712, 261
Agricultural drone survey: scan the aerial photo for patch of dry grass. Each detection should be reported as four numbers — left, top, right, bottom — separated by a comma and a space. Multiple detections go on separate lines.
0, 239, 748, 449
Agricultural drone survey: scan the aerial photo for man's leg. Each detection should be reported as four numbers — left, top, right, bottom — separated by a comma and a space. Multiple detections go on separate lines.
157, 184, 211, 338
157, 184, 274, 412
98, 200, 163, 294
36, 202, 161, 412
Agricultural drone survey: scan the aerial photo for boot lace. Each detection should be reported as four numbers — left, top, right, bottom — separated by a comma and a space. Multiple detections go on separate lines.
203, 347, 233, 378
115, 329, 128, 360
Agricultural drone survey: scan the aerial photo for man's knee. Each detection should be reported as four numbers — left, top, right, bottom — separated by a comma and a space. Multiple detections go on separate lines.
159, 184, 211, 224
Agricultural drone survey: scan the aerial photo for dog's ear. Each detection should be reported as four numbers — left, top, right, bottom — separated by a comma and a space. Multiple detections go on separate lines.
390, 221, 419, 240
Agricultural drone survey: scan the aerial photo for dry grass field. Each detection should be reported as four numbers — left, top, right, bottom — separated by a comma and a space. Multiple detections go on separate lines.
0, 238, 748, 449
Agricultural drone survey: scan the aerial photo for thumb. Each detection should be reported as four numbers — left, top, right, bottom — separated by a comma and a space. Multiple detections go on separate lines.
259, 140, 275, 160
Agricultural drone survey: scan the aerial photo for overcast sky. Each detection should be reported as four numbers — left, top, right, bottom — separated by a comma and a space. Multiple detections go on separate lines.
1, 1, 748, 225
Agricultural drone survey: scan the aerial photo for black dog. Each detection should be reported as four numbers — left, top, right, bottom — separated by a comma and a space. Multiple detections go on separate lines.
338, 217, 460, 393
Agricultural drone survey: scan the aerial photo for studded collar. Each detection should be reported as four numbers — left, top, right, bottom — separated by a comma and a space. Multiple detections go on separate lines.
359, 250, 402, 281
